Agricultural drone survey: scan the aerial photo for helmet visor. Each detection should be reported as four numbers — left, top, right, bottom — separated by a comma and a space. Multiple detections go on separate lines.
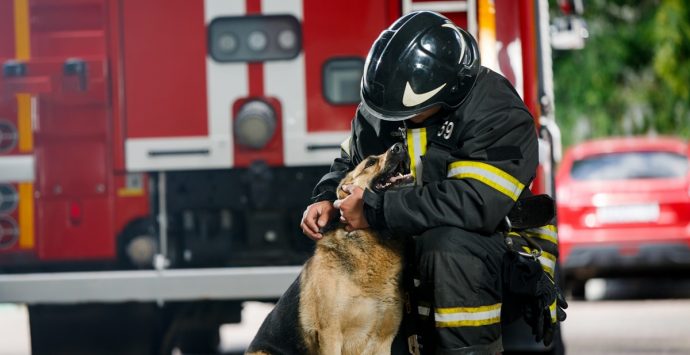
359, 99, 418, 122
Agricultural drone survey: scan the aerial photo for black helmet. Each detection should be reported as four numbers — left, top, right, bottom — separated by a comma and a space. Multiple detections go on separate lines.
360, 11, 481, 122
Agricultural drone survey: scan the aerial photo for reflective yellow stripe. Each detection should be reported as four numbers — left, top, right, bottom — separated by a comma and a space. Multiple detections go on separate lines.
521, 246, 556, 277
14, 0, 33, 152
17, 94, 32, 152
17, 182, 34, 249
406, 131, 415, 179
448, 161, 525, 201
549, 300, 558, 323
527, 224, 558, 245
14, 0, 35, 250
540, 251, 556, 278
406, 128, 427, 185
14, 0, 30, 60
435, 303, 502, 327
117, 188, 144, 197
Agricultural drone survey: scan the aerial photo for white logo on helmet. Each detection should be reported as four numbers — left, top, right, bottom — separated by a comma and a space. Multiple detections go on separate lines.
402, 82, 447, 107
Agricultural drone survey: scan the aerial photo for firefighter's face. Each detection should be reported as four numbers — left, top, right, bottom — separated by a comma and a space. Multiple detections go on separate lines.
407, 106, 441, 124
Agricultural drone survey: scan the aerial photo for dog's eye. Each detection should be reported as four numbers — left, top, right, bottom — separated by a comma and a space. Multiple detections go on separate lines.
364, 158, 378, 169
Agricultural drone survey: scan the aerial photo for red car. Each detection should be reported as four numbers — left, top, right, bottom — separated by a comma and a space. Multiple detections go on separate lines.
556, 137, 690, 292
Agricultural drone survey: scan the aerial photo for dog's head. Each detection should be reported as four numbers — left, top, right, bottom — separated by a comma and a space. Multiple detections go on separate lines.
337, 143, 414, 199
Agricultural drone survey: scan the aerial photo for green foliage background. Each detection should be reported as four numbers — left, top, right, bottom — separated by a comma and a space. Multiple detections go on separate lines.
552, 0, 690, 148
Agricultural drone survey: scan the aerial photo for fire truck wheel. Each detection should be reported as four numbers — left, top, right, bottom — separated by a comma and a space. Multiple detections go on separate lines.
117, 218, 159, 269
125, 234, 159, 268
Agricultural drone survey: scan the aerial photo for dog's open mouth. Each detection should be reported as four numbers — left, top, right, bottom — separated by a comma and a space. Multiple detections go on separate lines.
371, 159, 414, 193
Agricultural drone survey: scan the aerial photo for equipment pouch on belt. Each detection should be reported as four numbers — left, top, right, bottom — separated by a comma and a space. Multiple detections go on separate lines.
502, 195, 568, 346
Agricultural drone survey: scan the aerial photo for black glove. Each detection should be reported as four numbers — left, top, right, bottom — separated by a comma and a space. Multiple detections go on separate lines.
522, 272, 568, 346
504, 251, 567, 346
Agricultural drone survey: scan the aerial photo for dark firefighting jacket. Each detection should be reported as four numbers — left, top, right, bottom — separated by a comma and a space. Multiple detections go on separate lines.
312, 67, 539, 236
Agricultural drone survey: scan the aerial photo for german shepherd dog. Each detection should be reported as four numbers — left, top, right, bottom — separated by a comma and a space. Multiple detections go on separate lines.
247, 143, 413, 355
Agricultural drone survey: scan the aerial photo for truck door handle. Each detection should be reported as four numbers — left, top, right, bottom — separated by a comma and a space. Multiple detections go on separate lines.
63, 58, 88, 91
1, 60, 52, 94
2, 60, 27, 78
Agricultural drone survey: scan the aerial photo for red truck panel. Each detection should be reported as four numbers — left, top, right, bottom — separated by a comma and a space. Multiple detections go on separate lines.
0, 0, 14, 60
303, 0, 400, 133
0, 0, 18, 155
495, 1, 521, 91
121, 0, 208, 139
38, 198, 113, 260
37, 139, 107, 198
28, 0, 115, 261
0, 0, 16, 123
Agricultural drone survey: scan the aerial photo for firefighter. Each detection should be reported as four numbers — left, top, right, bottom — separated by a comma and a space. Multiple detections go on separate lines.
301, 11, 565, 354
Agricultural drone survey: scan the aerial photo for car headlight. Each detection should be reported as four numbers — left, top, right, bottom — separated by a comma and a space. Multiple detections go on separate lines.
234, 100, 276, 149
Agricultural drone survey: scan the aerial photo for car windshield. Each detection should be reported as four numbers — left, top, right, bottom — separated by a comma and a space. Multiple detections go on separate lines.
571, 151, 689, 181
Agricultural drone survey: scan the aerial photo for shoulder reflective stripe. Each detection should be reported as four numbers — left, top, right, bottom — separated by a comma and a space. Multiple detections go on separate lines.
340, 136, 352, 157
527, 225, 558, 245
406, 128, 427, 185
435, 303, 501, 327
447, 161, 525, 201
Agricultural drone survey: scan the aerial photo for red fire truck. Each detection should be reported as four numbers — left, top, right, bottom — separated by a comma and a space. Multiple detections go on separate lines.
0, 0, 579, 353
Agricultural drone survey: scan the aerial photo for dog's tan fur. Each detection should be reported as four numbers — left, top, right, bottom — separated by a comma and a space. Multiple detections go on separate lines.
300, 148, 404, 355
248, 148, 405, 355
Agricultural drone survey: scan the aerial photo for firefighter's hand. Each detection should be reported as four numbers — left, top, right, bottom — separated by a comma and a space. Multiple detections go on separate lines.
523, 273, 568, 346
301, 200, 337, 240
334, 185, 370, 232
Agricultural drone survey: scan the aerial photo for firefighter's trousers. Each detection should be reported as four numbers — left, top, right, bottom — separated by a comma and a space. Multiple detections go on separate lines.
413, 226, 507, 355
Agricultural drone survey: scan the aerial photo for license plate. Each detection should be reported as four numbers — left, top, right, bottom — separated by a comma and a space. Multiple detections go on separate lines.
596, 203, 660, 224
